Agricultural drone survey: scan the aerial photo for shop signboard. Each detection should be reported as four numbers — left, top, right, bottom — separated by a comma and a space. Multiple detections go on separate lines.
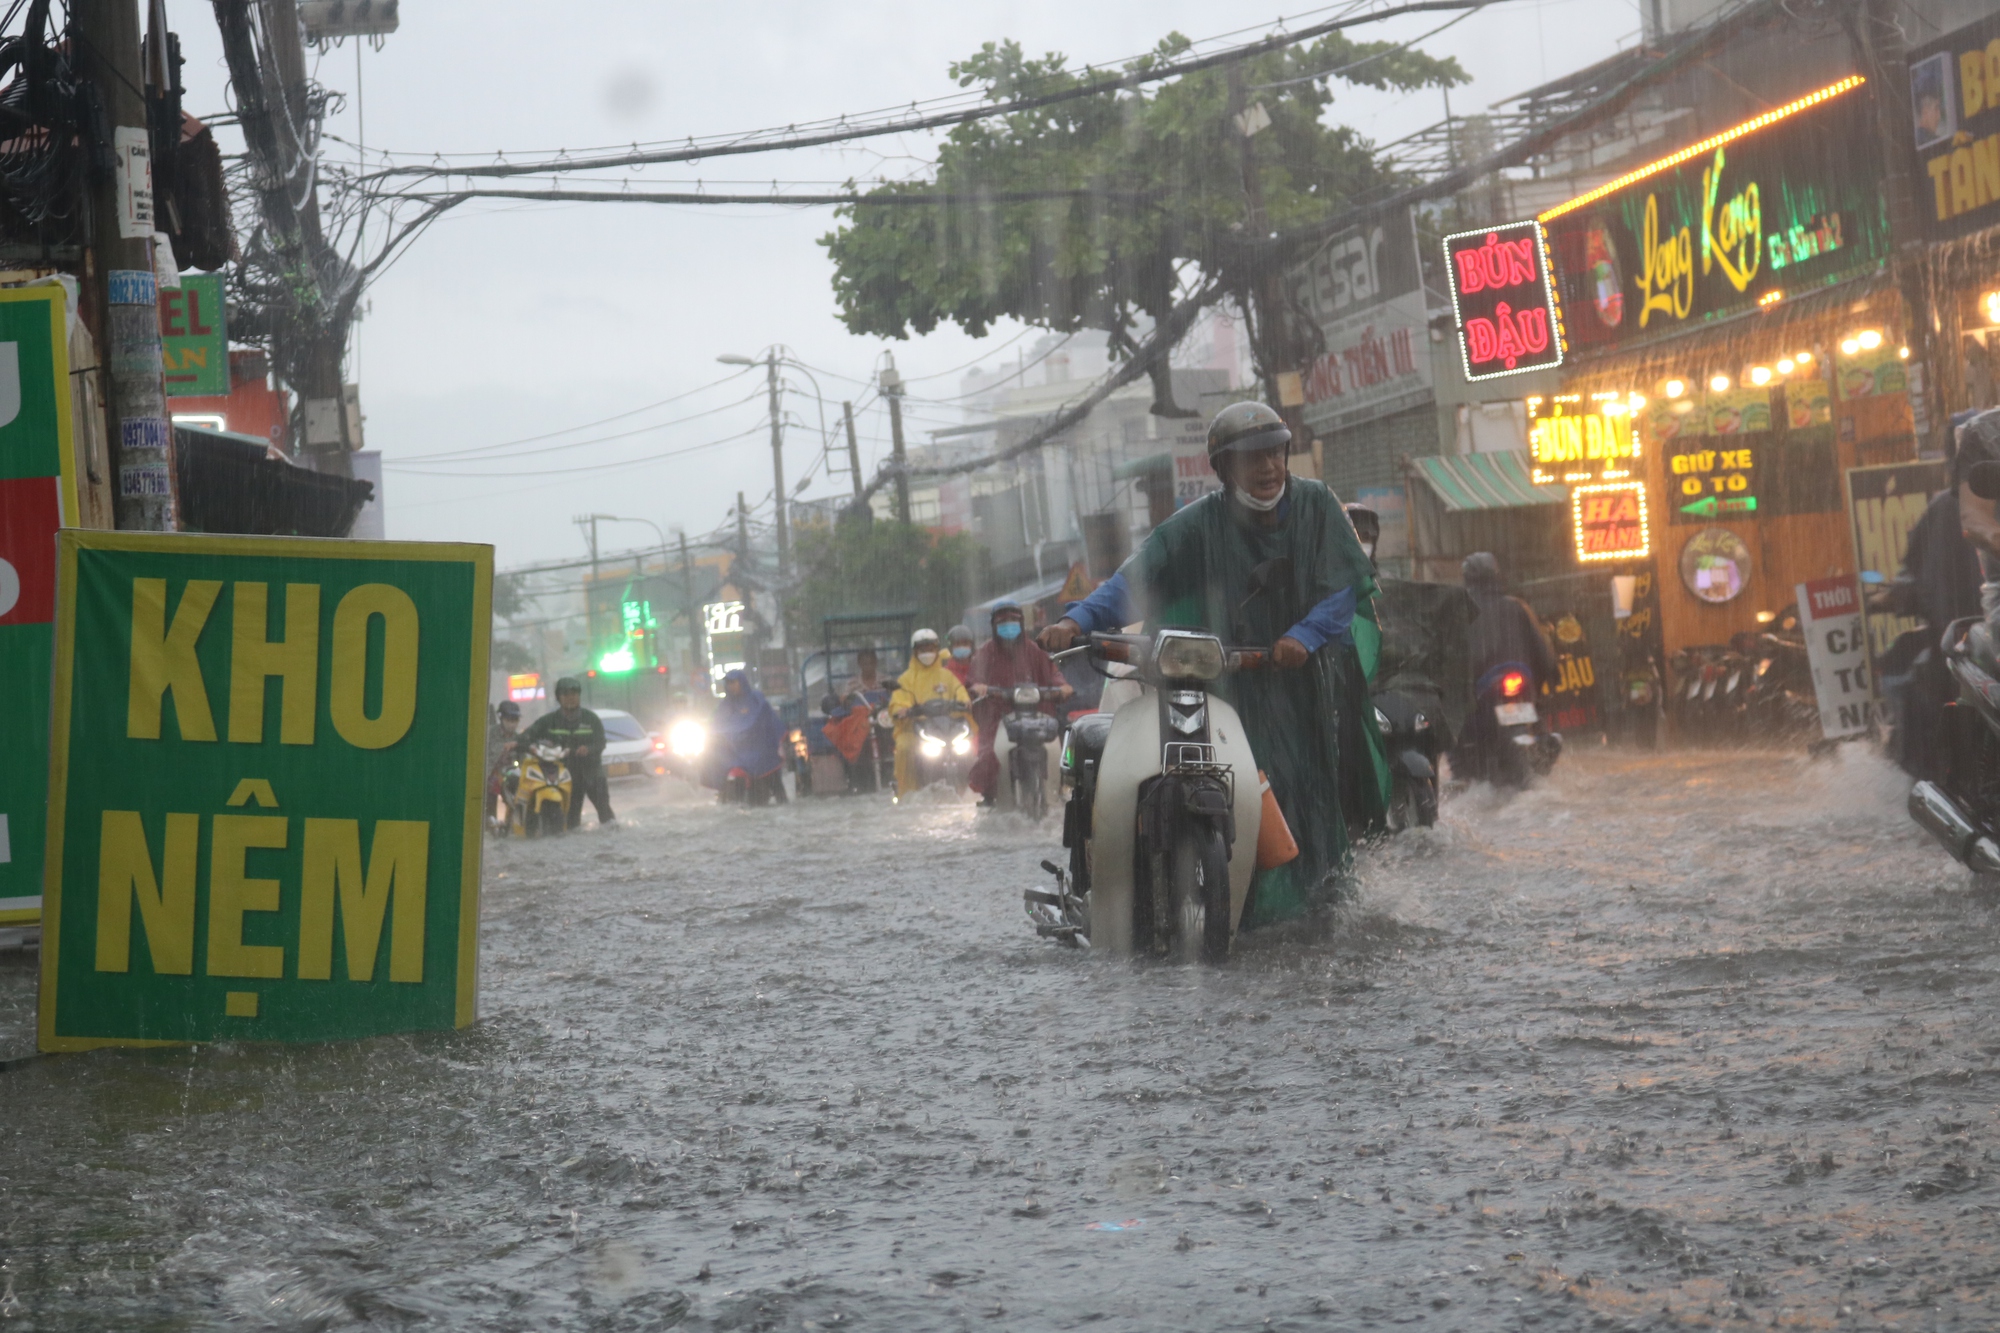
1541, 76, 1886, 354
1571, 481, 1650, 563
0, 286, 78, 927
1169, 416, 1221, 508
1906, 10, 2000, 239
1289, 209, 1433, 429
159, 273, 227, 398
37, 530, 492, 1051
1795, 574, 1873, 740
1442, 219, 1566, 381
1845, 460, 1947, 662
1540, 613, 1600, 734
1528, 392, 1641, 486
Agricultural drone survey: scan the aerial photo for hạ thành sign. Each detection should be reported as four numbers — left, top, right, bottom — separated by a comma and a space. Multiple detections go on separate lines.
0, 286, 79, 927
37, 531, 492, 1050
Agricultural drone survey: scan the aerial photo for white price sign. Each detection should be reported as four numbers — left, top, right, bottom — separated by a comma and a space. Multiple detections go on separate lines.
1796, 576, 1874, 740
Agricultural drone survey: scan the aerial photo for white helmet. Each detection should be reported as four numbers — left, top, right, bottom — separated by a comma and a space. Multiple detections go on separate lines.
911, 627, 940, 649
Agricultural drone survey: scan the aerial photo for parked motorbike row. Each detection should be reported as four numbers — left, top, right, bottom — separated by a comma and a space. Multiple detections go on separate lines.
1664, 614, 1820, 747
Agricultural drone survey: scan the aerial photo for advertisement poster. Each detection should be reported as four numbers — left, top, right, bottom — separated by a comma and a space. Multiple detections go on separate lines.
37, 531, 492, 1050
160, 273, 228, 397
0, 287, 78, 927
1442, 219, 1566, 381
1905, 11, 2000, 238
1845, 460, 1948, 663
1796, 575, 1873, 740
1288, 209, 1433, 433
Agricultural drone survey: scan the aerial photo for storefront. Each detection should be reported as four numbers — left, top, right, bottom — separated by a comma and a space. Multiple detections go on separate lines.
1532, 73, 1927, 732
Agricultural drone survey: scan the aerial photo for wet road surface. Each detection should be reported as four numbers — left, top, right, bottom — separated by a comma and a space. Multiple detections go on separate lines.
2, 746, 1998, 1330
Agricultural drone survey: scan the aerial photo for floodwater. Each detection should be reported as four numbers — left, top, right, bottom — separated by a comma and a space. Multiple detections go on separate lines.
2, 745, 1998, 1330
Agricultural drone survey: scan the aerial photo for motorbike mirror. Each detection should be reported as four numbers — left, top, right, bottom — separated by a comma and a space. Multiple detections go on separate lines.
1969, 459, 2000, 501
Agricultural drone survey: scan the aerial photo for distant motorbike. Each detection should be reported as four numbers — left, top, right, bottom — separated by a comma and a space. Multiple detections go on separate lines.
1456, 663, 1561, 788
506, 741, 572, 837
1910, 615, 2000, 881
1373, 683, 1442, 828
1029, 626, 1269, 963
993, 683, 1063, 820
906, 698, 973, 794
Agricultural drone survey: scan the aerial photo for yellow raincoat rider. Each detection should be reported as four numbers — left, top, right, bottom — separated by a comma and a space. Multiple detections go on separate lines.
889, 627, 971, 795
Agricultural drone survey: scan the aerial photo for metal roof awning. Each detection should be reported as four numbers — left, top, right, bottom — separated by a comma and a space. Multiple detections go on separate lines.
1410, 451, 1565, 512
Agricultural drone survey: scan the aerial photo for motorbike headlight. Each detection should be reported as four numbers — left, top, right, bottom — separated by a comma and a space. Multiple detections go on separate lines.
920, 737, 945, 758
1012, 684, 1041, 706
1374, 707, 1392, 735
1154, 631, 1224, 682
951, 734, 972, 755
668, 718, 707, 758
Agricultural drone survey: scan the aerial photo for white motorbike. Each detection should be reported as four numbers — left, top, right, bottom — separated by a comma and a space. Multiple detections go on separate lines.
1027, 627, 1267, 963
991, 683, 1063, 819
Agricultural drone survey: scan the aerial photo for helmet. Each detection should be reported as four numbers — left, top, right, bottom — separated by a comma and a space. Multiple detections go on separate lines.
946, 623, 974, 644
989, 598, 1023, 623
496, 699, 521, 719
554, 675, 582, 696
911, 627, 940, 649
1206, 400, 1291, 460
1462, 552, 1501, 590
1344, 503, 1380, 549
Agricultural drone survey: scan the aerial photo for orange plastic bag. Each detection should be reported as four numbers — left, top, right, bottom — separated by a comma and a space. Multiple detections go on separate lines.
1255, 769, 1299, 870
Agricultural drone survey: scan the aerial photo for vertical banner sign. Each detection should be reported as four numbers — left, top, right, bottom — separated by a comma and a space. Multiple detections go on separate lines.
38, 532, 492, 1051
1442, 219, 1566, 382
1796, 576, 1873, 740
0, 287, 77, 926
1905, 11, 2000, 238
1845, 461, 1947, 659
160, 273, 228, 397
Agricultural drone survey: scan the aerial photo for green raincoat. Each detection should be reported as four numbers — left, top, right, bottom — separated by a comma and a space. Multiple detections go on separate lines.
1117, 478, 1391, 925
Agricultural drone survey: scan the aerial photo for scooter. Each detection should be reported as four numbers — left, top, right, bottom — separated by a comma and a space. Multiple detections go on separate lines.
1027, 627, 1267, 963
1372, 684, 1442, 828
506, 741, 572, 837
1910, 615, 2000, 879
1455, 663, 1560, 788
907, 698, 974, 794
993, 683, 1063, 819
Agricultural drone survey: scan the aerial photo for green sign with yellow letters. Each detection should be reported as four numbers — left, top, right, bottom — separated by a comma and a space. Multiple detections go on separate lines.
38, 531, 492, 1051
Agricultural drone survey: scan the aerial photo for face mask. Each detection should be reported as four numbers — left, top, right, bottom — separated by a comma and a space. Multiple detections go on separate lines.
995, 621, 1022, 642
952, 645, 972, 660
916, 650, 938, 666
1231, 477, 1286, 513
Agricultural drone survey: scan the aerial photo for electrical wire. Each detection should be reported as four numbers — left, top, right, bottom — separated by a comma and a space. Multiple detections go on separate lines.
389, 388, 764, 465
385, 423, 764, 479
385, 369, 756, 461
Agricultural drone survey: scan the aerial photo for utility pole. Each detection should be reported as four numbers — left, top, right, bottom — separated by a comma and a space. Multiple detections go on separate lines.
1851, 0, 1956, 452
577, 514, 603, 666
882, 356, 910, 523
842, 400, 864, 499
78, 0, 175, 529
735, 492, 751, 580
1228, 64, 1308, 459
678, 529, 705, 688
763, 352, 790, 580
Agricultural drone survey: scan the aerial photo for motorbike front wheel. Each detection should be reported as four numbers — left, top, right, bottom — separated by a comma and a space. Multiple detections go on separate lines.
538, 803, 566, 837
1171, 824, 1231, 965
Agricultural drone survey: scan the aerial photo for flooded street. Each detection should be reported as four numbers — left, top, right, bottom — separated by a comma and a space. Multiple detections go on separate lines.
3, 746, 1998, 1331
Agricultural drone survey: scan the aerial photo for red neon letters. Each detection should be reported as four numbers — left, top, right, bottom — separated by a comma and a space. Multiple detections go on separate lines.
1452, 232, 1538, 294
1462, 302, 1550, 371
1444, 220, 1564, 380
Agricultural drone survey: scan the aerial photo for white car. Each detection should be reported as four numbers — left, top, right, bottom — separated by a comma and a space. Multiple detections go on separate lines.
597, 708, 657, 780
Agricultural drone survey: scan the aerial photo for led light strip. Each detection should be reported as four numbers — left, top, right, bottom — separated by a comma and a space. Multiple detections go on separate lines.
1538, 75, 1866, 223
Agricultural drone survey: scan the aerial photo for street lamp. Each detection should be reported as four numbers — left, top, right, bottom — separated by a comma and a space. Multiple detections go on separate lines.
717, 349, 791, 583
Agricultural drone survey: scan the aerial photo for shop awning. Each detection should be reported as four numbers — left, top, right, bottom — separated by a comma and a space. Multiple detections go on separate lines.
1409, 451, 1564, 512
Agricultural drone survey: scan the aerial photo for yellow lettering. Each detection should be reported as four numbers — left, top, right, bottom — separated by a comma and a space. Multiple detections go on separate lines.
206, 814, 287, 979
1635, 193, 1694, 327
183, 347, 206, 370
1953, 146, 1978, 217
1976, 135, 2000, 214
298, 818, 429, 983
1931, 154, 1956, 220
1700, 149, 1760, 292
228, 582, 320, 745
127, 578, 221, 741
1965, 48, 1986, 119
1990, 40, 2000, 117
93, 810, 197, 974
330, 584, 420, 749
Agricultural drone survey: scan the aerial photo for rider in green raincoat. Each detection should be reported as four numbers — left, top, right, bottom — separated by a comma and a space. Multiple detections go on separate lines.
1042, 402, 1390, 926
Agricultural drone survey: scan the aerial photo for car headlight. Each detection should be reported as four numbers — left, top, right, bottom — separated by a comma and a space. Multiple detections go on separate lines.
1154, 631, 1224, 682
951, 734, 972, 755
920, 737, 945, 758
668, 718, 707, 758
1374, 707, 1391, 735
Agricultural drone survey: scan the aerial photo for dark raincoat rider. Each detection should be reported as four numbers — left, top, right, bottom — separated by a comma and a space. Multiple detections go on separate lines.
967, 601, 1071, 805
518, 677, 616, 829
709, 668, 788, 804
1041, 400, 1389, 924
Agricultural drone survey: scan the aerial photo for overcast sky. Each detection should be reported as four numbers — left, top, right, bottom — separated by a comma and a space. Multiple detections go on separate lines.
170, 0, 1643, 568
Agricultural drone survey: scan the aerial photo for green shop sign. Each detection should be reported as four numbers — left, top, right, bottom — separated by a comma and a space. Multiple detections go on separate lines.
160, 273, 227, 397
38, 531, 492, 1051
1543, 77, 1888, 357
0, 286, 78, 926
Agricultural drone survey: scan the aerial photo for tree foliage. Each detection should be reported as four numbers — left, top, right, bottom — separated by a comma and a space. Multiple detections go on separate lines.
786, 519, 976, 646
820, 30, 1465, 406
